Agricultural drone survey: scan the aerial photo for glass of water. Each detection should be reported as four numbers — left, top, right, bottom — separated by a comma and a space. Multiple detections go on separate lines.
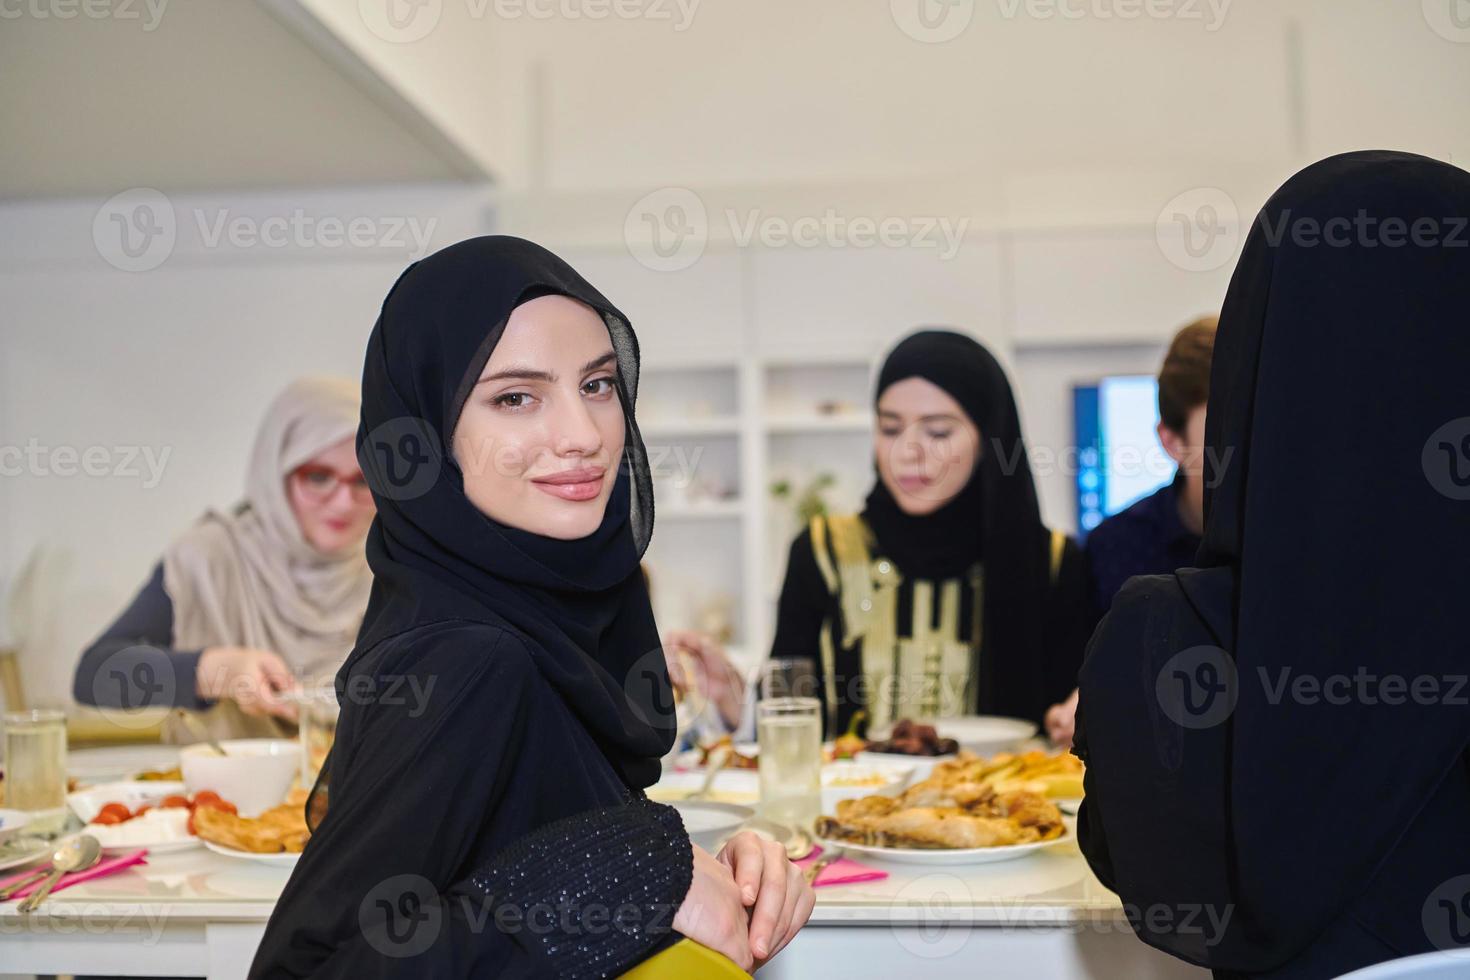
3, 709, 68, 820
759, 657, 818, 701
757, 697, 822, 834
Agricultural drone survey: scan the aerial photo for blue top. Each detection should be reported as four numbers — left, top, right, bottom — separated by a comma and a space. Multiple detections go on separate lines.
73, 561, 213, 711
1082, 472, 1202, 618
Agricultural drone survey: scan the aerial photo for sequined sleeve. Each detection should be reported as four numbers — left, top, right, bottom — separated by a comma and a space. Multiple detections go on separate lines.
467, 796, 693, 979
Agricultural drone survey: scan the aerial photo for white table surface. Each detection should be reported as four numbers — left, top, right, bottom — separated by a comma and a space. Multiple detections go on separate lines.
0, 747, 1208, 978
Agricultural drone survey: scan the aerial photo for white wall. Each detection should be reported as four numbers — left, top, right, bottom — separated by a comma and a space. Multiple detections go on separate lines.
1, 179, 1236, 708
2, 0, 1466, 708
0, 185, 489, 707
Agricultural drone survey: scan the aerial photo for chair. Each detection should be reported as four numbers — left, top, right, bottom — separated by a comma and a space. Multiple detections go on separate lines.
1336, 951, 1470, 979
621, 938, 748, 979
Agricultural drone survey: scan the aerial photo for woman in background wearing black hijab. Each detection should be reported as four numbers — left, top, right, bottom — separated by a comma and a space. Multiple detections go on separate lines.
770, 330, 1095, 738
1074, 151, 1470, 978
250, 237, 812, 978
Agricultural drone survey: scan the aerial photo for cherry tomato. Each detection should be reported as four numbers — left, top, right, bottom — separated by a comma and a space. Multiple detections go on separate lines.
186, 810, 197, 835
93, 812, 123, 825
195, 797, 238, 815
133, 804, 153, 818
161, 795, 190, 809
191, 790, 222, 807
99, 802, 132, 822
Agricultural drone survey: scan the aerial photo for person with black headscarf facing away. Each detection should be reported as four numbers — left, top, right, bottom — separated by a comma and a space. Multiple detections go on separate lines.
769, 330, 1095, 739
1074, 151, 1470, 978
249, 237, 812, 979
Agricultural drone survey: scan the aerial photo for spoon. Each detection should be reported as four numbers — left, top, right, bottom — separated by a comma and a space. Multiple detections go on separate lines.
747, 818, 816, 861
174, 709, 228, 756
17, 835, 103, 913
783, 826, 815, 861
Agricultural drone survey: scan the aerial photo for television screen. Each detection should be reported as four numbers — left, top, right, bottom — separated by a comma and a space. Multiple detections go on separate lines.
1073, 375, 1174, 536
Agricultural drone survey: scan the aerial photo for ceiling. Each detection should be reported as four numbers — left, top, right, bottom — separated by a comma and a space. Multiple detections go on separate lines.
0, 0, 488, 200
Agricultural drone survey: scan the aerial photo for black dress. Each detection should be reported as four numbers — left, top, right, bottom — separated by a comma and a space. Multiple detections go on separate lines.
252, 622, 691, 978
1074, 151, 1470, 977
768, 330, 1096, 737
771, 515, 1092, 737
249, 237, 693, 978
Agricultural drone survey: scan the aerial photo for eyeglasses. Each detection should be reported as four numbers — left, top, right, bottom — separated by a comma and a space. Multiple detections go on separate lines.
290, 464, 374, 504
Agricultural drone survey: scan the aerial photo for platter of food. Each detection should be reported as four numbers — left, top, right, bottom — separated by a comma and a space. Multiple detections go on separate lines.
814, 750, 1082, 865
192, 788, 310, 865
66, 782, 236, 855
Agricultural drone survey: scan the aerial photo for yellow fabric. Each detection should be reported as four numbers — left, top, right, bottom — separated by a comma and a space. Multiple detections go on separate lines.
1048, 528, 1067, 584
621, 939, 748, 979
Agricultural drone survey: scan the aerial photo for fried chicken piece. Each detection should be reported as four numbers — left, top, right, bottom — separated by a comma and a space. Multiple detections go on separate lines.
194, 801, 310, 853
871, 807, 1023, 848
995, 791, 1066, 840
835, 795, 900, 820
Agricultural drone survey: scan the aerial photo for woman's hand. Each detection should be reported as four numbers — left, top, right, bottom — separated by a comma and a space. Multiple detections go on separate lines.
716, 831, 815, 967
673, 844, 753, 972
664, 631, 746, 730
196, 647, 299, 721
1045, 688, 1080, 748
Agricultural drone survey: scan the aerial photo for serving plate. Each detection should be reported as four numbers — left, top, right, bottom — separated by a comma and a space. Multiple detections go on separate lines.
201, 840, 300, 867
868, 715, 1039, 756
815, 831, 1068, 866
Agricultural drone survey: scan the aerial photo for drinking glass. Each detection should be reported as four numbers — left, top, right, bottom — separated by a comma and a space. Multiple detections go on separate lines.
3, 709, 68, 823
759, 657, 818, 701
756, 697, 822, 833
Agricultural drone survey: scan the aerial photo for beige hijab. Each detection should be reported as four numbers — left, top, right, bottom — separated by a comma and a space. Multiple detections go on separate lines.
161, 377, 372, 743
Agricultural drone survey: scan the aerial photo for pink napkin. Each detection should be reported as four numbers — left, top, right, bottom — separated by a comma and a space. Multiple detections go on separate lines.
0, 848, 149, 900
793, 845, 887, 887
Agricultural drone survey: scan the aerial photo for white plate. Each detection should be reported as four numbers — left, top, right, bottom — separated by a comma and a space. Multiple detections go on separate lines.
0, 809, 33, 845
67, 781, 188, 824
816, 831, 1069, 865
202, 839, 300, 867
102, 836, 201, 856
67, 745, 183, 784
0, 835, 52, 873
647, 769, 760, 805
671, 742, 761, 771
869, 716, 1039, 756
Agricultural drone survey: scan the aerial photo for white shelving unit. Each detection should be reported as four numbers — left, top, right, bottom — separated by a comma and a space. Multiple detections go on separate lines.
638, 351, 879, 660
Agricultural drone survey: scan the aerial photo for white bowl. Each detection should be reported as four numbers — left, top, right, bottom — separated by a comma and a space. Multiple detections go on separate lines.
180, 739, 299, 817
855, 750, 959, 781
669, 800, 753, 851
820, 760, 914, 812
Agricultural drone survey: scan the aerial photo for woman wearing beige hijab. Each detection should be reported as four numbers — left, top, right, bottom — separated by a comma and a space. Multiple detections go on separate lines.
74, 377, 375, 742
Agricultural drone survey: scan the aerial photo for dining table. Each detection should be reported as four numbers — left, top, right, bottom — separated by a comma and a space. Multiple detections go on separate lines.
0, 746, 1209, 979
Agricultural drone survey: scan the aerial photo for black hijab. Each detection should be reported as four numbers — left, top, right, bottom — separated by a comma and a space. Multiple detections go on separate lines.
350, 235, 673, 790
1191, 150, 1470, 962
862, 329, 1057, 711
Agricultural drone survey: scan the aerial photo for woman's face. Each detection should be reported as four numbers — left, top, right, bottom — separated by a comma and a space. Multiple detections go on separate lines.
874, 377, 981, 515
286, 436, 376, 554
452, 294, 626, 540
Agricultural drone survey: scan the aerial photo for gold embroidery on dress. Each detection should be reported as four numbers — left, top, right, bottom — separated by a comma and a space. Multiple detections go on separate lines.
811, 514, 981, 730
808, 518, 1068, 731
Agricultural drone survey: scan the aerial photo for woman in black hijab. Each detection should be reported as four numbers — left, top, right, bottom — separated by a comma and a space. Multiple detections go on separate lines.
250, 236, 811, 978
1074, 151, 1470, 978
770, 329, 1095, 737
